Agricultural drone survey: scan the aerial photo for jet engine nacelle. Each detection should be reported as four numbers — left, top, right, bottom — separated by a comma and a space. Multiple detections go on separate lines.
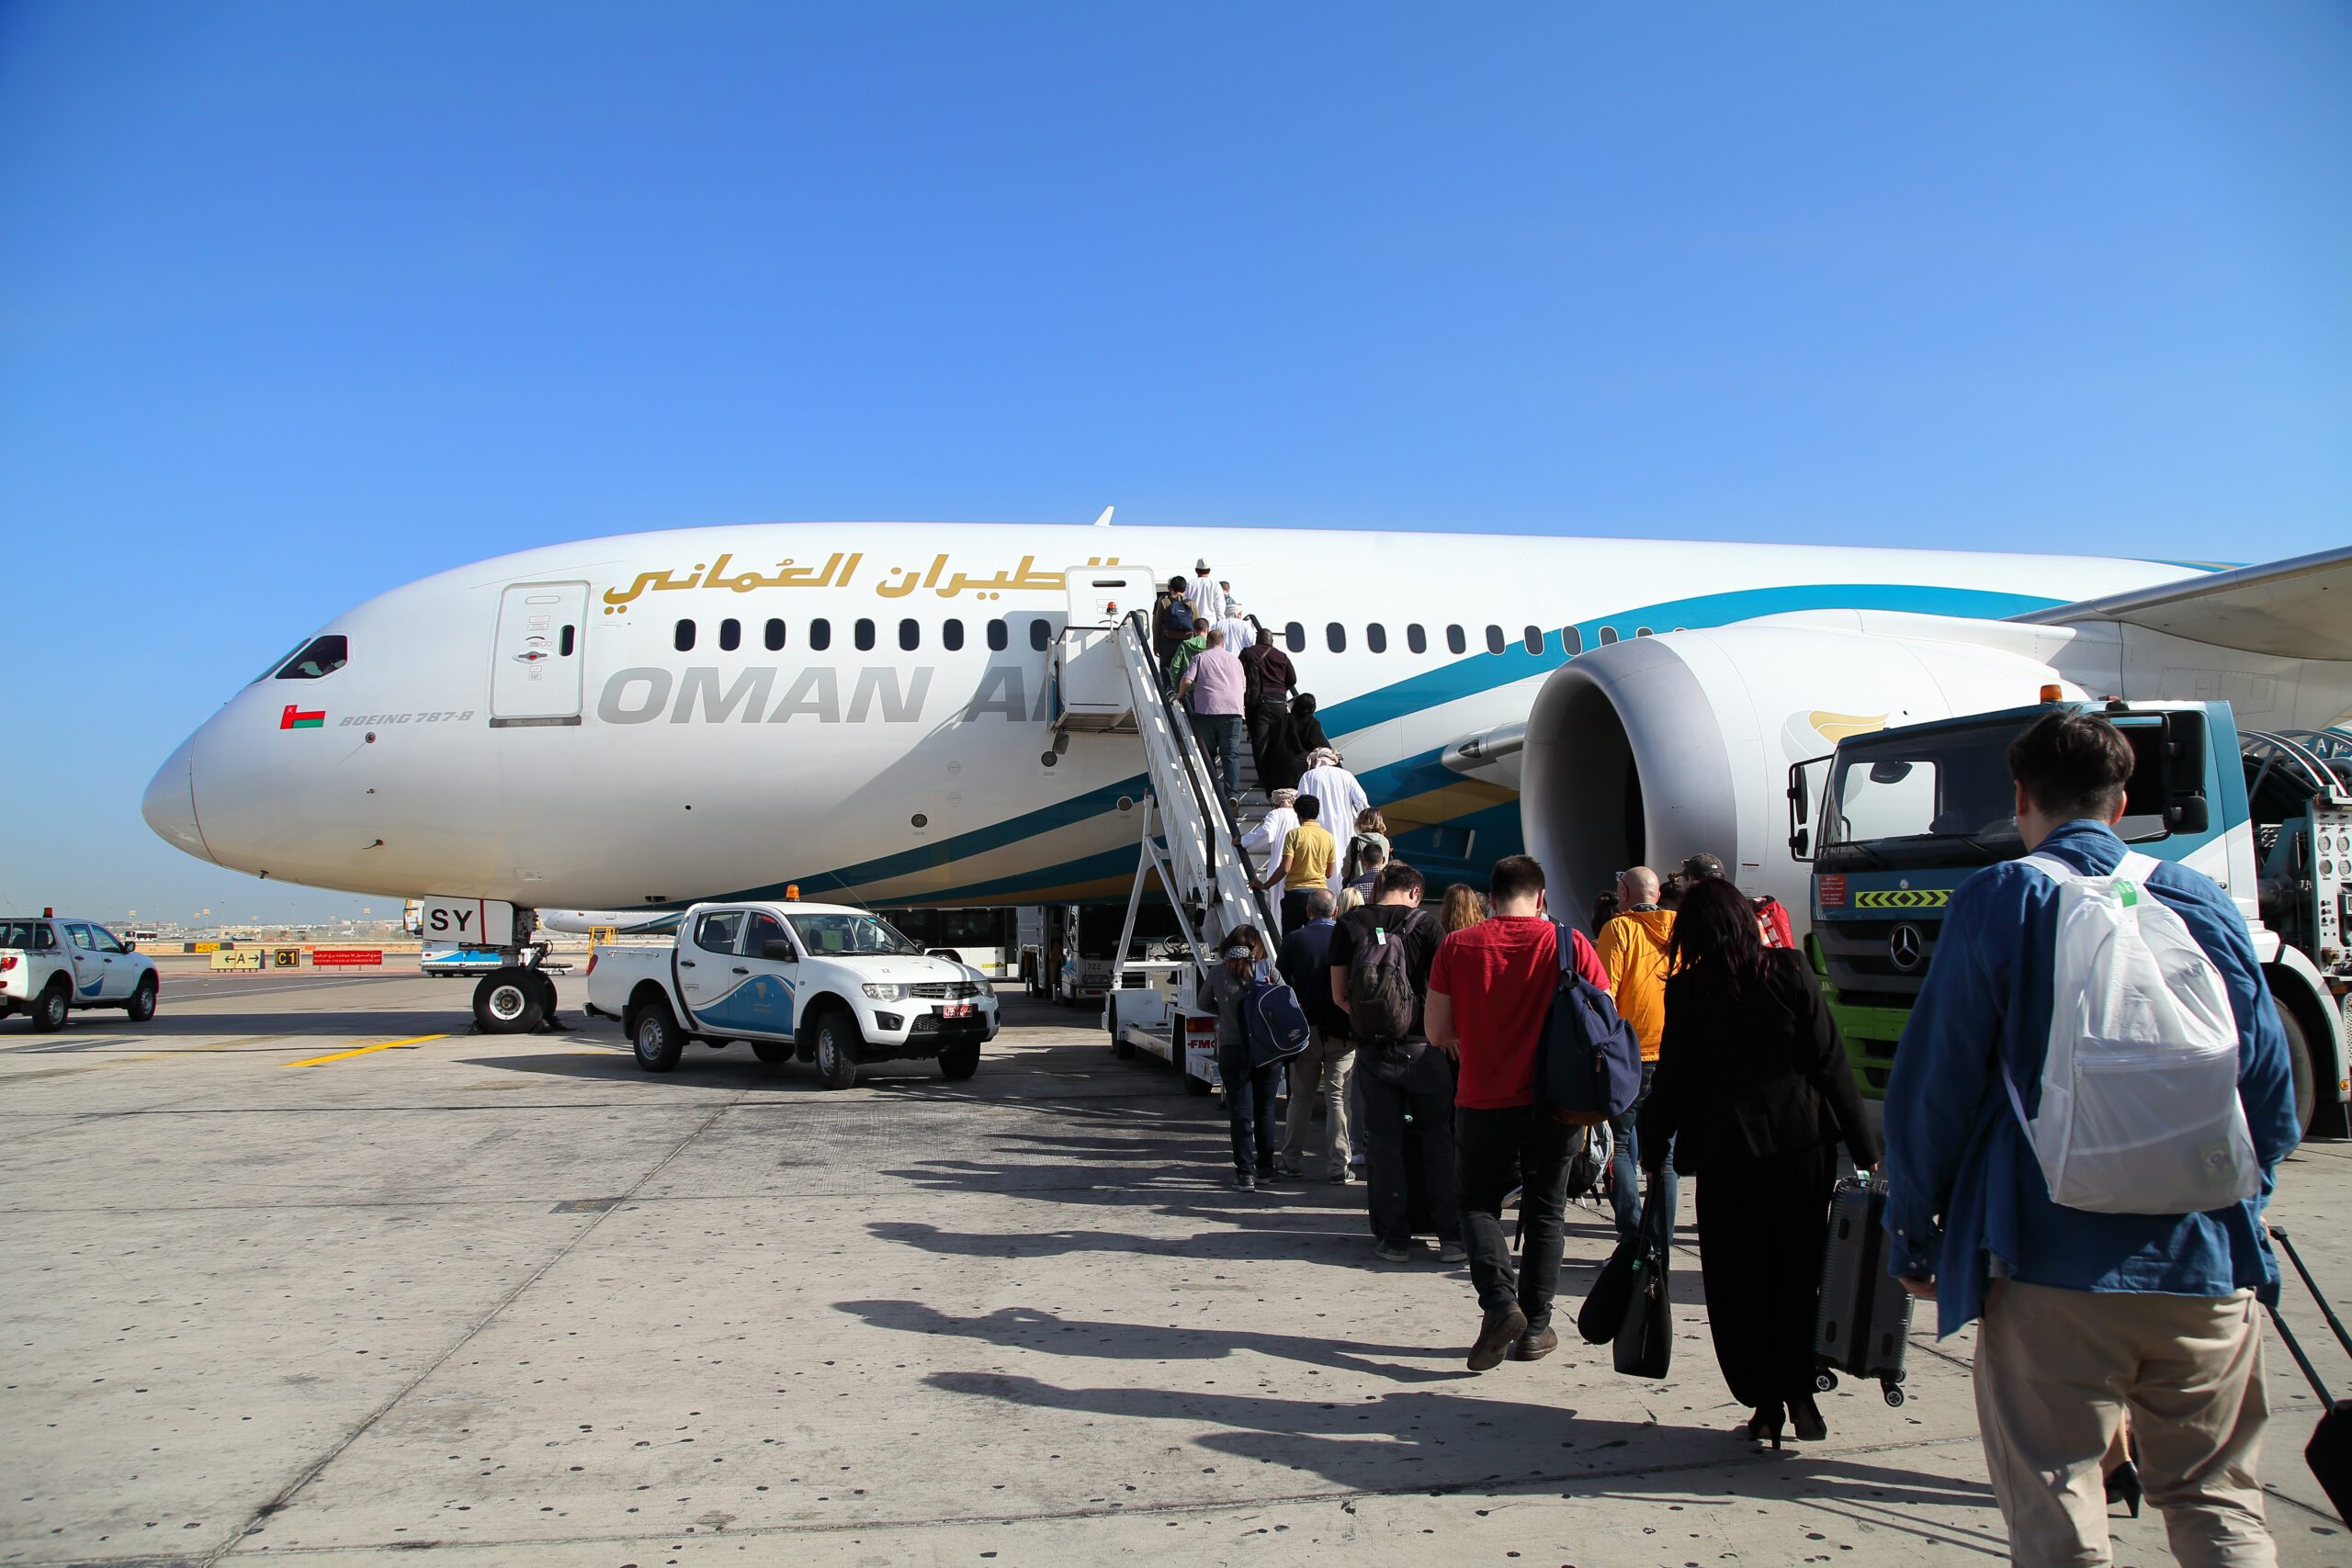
1521, 623, 2082, 925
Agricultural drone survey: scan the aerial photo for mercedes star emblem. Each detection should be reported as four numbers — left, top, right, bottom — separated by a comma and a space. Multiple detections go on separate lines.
1888, 923, 1927, 973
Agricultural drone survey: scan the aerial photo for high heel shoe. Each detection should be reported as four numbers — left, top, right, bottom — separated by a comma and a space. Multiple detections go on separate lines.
2105, 1459, 2143, 1518
1745, 1403, 1786, 1450
1789, 1393, 1828, 1442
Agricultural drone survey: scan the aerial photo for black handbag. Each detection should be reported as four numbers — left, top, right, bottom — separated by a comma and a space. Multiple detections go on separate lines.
1612, 1179, 1674, 1378
1577, 1235, 1638, 1345
2266, 1227, 2352, 1525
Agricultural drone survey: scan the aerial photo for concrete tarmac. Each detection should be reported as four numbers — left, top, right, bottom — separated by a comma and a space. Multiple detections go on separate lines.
4, 964, 2348, 1566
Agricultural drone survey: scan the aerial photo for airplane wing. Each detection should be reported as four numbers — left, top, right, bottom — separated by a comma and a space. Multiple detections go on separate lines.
2014, 546, 2352, 660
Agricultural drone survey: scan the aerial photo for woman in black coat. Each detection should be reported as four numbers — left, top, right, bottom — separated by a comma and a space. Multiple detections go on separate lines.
1637, 876, 1880, 1445
1264, 694, 1331, 792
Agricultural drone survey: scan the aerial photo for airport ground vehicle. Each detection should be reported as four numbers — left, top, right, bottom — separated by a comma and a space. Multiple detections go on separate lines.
420, 946, 509, 977
584, 898, 998, 1087
1020, 902, 1190, 1006
0, 914, 160, 1031
1795, 699, 2352, 1135
879, 906, 1020, 978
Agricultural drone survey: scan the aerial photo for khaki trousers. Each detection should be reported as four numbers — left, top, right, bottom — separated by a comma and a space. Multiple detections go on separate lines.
1280, 1029, 1354, 1177
1974, 1280, 2274, 1567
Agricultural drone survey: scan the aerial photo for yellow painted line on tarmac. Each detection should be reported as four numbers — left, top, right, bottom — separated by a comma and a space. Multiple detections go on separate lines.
283, 1033, 448, 1068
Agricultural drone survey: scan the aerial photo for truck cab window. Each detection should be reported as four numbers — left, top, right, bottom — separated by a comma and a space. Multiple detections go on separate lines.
88, 925, 126, 954
694, 910, 743, 953
741, 910, 790, 956
275, 635, 348, 679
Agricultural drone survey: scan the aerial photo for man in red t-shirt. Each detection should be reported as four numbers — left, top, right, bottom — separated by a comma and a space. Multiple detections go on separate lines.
1428, 853, 1611, 1371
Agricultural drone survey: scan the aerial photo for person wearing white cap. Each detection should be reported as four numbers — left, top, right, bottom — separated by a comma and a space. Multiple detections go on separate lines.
1296, 751, 1371, 896
1184, 558, 1226, 626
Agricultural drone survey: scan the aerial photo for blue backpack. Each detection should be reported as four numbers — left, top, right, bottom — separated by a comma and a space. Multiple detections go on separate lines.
1535, 923, 1644, 1126
1242, 964, 1314, 1068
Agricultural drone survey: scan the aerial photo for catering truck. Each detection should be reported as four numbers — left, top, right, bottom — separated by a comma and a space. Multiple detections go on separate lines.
584, 897, 998, 1088
1794, 700, 2352, 1135
0, 913, 160, 1031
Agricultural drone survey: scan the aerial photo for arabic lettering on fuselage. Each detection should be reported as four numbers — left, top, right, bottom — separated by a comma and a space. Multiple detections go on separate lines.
598, 552, 1120, 613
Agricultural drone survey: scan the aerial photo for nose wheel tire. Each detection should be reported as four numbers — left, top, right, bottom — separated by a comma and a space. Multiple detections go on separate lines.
30, 983, 69, 1033
631, 998, 684, 1072
125, 976, 159, 1023
813, 1012, 859, 1089
473, 968, 546, 1034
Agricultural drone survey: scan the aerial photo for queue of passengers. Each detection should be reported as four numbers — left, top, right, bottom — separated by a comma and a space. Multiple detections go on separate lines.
1159, 563, 1334, 804
1204, 707, 2299, 1568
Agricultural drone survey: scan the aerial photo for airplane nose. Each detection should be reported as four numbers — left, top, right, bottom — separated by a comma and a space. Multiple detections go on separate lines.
142, 733, 213, 863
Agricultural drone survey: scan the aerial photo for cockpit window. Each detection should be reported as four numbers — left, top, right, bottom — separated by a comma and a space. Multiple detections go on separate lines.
275, 635, 349, 680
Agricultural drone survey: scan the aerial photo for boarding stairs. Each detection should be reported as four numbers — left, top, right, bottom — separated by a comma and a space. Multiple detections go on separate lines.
1052, 572, 1283, 1087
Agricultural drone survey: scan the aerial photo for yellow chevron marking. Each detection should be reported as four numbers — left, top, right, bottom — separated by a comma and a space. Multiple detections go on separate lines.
1852, 888, 1951, 909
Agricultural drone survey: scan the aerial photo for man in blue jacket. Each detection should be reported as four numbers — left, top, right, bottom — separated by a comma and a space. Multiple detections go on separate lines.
1883, 708, 2298, 1567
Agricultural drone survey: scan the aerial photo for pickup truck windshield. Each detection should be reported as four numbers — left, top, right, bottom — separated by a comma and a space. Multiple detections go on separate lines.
786, 912, 921, 957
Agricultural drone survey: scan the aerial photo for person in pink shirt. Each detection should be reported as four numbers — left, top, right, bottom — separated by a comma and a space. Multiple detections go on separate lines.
1177, 630, 1248, 803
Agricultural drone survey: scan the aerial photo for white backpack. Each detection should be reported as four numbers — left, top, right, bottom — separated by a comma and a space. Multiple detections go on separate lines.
2004, 851, 2259, 1216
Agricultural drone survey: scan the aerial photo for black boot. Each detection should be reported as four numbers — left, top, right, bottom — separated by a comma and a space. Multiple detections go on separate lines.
1789, 1393, 1827, 1442
1746, 1403, 1786, 1450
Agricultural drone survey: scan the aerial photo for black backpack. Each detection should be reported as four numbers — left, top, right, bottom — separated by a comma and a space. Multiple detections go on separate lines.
1345, 910, 1424, 1043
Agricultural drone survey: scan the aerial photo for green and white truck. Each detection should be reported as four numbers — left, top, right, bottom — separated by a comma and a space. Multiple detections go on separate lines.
1792, 699, 2352, 1137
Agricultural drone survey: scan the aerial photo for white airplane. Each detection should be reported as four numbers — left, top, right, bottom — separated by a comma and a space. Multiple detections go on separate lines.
142, 522, 2351, 1026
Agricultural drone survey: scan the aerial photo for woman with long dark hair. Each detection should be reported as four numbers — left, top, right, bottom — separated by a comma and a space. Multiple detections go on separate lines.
1637, 876, 1879, 1445
1205, 923, 1283, 1190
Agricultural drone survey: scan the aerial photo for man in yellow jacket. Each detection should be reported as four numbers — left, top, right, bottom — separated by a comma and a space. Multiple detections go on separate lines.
1595, 865, 1677, 1240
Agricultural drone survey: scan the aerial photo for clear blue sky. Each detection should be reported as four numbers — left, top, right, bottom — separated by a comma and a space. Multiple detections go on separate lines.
3, 3, 2346, 924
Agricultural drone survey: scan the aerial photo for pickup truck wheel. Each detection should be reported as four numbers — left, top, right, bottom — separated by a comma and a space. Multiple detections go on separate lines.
124, 975, 159, 1023
30, 981, 70, 1033
473, 969, 545, 1034
812, 1011, 859, 1089
631, 998, 684, 1072
938, 1040, 981, 1080
751, 1038, 790, 1065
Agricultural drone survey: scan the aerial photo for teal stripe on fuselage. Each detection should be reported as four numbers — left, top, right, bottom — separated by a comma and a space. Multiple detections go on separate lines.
722, 580, 2067, 908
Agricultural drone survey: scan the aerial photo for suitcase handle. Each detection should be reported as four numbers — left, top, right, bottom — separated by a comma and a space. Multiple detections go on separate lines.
2272, 1228, 2352, 1360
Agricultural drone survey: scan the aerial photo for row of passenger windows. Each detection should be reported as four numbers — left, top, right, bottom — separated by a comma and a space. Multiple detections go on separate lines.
673, 617, 1054, 654
669, 617, 1662, 657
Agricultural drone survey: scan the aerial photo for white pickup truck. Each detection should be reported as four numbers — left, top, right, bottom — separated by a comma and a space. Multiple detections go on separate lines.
585, 899, 999, 1088
1, 914, 160, 1032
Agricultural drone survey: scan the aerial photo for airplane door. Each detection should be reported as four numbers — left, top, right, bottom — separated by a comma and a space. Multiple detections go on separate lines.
490, 581, 589, 728
1065, 565, 1159, 628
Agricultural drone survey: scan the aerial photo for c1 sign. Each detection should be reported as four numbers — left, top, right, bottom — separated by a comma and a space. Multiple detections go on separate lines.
418, 898, 515, 947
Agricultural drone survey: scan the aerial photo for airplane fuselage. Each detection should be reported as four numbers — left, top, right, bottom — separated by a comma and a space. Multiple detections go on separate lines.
143, 522, 2197, 912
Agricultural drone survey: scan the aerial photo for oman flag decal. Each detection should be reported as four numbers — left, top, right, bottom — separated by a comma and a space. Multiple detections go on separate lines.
280, 705, 325, 730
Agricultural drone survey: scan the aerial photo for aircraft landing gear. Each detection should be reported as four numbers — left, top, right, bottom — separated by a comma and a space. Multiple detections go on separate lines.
473, 966, 546, 1034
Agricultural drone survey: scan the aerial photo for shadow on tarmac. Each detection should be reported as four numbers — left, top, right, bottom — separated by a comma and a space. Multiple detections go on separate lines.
917, 1368, 1998, 1552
